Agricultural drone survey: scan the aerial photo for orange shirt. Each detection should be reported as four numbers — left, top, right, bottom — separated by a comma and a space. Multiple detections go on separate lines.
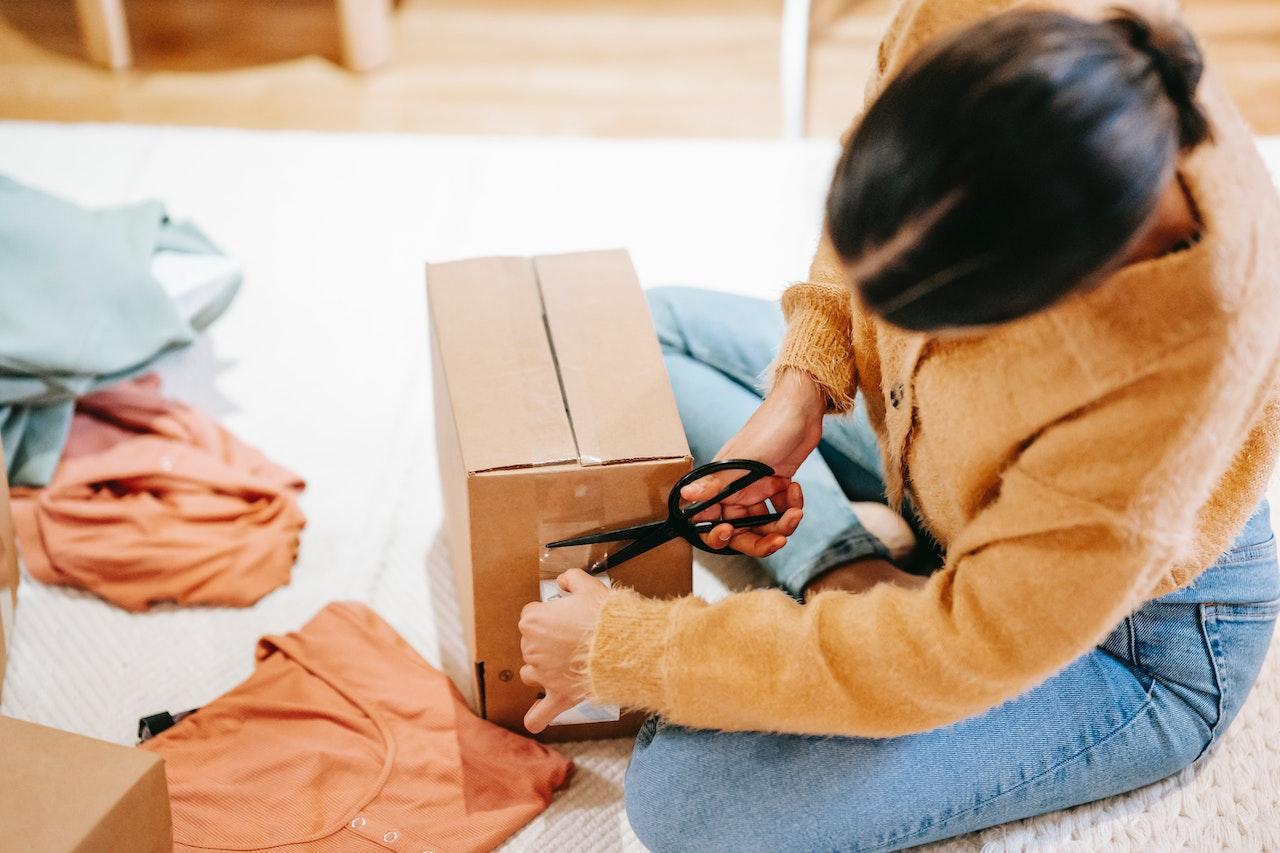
141, 602, 573, 852
11, 375, 305, 611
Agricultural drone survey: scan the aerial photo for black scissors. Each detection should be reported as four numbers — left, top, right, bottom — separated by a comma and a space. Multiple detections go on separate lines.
544, 459, 784, 575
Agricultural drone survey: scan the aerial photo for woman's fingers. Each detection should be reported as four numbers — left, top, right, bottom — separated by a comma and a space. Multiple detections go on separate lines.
773, 482, 804, 514
685, 477, 803, 550
688, 502, 723, 524
762, 507, 803, 538
556, 567, 603, 594
681, 473, 788, 509
524, 693, 575, 734
727, 529, 789, 557
679, 469, 739, 502
705, 522, 734, 547
694, 482, 804, 555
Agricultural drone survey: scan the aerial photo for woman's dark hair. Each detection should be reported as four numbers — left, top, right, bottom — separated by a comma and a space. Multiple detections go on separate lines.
827, 7, 1213, 331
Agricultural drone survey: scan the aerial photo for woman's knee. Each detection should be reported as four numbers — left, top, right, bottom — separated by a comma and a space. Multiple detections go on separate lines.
624, 730, 685, 850
624, 724, 730, 851
644, 285, 698, 352
625, 722, 812, 852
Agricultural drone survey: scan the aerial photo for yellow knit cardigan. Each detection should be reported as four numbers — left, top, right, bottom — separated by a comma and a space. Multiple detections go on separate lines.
586, 0, 1280, 737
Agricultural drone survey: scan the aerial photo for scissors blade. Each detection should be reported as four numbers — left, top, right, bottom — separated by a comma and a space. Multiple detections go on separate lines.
586, 526, 675, 575
545, 520, 666, 549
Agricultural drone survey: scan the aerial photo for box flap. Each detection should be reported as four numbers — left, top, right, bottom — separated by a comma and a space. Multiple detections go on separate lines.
427, 257, 578, 473
535, 250, 690, 465
0, 716, 171, 853
467, 457, 692, 737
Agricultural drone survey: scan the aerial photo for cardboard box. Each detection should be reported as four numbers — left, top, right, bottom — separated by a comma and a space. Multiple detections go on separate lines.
0, 439, 18, 702
428, 249, 692, 741
0, 716, 172, 852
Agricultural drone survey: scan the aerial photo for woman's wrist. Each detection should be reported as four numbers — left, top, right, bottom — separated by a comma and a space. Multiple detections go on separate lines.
770, 368, 828, 419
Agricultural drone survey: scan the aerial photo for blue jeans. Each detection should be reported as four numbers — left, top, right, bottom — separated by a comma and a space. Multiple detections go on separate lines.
626, 287, 1280, 851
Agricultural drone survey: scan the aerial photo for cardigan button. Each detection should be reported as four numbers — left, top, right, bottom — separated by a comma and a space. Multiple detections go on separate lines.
889, 384, 904, 408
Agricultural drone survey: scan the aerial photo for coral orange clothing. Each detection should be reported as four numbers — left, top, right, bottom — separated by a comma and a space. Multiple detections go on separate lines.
10, 374, 305, 611
141, 602, 573, 853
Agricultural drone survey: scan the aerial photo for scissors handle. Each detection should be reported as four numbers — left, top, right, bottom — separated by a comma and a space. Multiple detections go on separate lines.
584, 512, 784, 575
689, 512, 784, 534
671, 459, 784, 556
543, 459, 788, 574
674, 459, 776, 520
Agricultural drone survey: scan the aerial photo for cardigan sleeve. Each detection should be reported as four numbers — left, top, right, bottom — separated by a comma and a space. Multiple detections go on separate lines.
772, 233, 859, 412
587, 336, 1245, 737
772, 0, 1027, 412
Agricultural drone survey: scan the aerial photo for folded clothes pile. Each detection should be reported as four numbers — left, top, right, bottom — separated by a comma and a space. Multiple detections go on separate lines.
140, 602, 572, 852
0, 178, 574, 850
0, 175, 305, 611
10, 375, 306, 611
0, 175, 241, 488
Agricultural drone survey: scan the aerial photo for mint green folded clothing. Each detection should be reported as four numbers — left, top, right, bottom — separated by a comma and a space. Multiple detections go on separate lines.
0, 175, 240, 486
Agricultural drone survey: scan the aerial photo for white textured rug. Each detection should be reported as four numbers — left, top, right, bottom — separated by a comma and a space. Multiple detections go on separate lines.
0, 121, 1277, 851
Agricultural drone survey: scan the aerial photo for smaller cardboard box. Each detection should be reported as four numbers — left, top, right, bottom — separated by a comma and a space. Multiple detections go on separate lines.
0, 439, 18, 701
429, 249, 693, 741
0, 716, 172, 852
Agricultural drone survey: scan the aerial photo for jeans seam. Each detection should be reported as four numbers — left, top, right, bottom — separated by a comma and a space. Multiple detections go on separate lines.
1199, 600, 1280, 621
1199, 605, 1229, 749
1212, 535, 1276, 565
854, 692, 1157, 853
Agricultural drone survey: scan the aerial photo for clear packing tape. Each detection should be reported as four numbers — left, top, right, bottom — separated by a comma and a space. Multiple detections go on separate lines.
537, 574, 620, 725
538, 509, 621, 726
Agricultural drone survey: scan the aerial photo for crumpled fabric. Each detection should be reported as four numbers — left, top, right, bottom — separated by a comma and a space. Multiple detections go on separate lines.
0, 174, 240, 486
141, 601, 574, 853
10, 375, 305, 611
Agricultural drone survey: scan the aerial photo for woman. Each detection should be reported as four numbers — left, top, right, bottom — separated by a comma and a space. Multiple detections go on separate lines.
520, 0, 1280, 848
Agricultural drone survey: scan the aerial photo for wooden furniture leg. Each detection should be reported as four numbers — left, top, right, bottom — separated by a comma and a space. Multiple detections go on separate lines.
335, 0, 394, 72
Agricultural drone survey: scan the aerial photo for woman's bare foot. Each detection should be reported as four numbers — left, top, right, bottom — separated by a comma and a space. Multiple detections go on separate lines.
849, 502, 917, 562
803, 557, 928, 600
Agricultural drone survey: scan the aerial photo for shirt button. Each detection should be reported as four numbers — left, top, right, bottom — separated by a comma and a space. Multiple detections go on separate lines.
889, 384, 904, 408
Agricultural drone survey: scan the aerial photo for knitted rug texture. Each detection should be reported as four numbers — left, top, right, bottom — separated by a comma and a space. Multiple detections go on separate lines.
0, 122, 1276, 851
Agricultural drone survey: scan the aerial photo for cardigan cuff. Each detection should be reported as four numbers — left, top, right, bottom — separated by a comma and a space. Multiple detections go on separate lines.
772, 283, 856, 413
586, 587, 682, 712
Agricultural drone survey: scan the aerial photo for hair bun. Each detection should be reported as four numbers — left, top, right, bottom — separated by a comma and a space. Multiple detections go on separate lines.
1106, 8, 1212, 149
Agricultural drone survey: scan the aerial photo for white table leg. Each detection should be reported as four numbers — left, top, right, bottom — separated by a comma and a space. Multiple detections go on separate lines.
74, 0, 131, 70
780, 0, 812, 139
336, 0, 394, 72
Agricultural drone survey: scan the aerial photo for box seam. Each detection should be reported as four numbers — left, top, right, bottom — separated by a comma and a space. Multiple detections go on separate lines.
532, 264, 584, 464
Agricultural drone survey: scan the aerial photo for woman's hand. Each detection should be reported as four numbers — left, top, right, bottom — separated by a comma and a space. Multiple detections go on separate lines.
683, 368, 826, 557
519, 569, 611, 734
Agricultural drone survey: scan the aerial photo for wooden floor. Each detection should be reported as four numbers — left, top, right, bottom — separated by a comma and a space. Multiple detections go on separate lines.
0, 0, 1277, 138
